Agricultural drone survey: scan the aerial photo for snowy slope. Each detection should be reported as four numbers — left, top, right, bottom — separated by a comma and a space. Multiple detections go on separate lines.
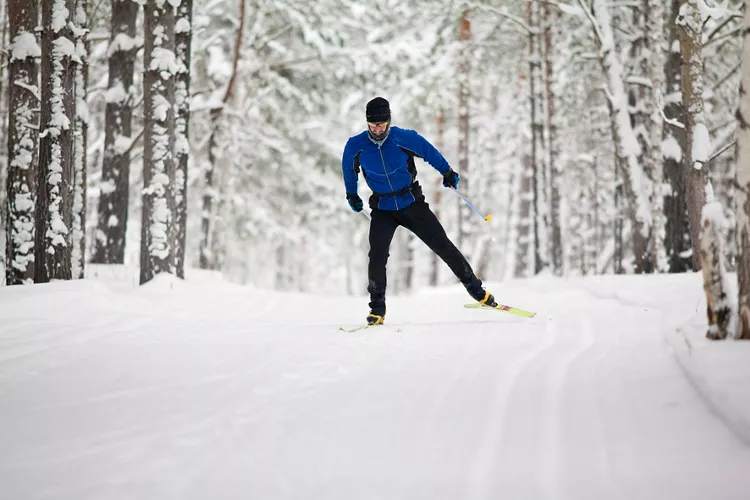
1, 271, 749, 500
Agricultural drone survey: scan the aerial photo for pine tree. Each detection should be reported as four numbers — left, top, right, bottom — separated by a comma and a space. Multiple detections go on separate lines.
174, 0, 193, 278
71, 0, 89, 279
5, 0, 40, 285
664, 0, 692, 273
140, 0, 177, 284
35, 0, 78, 282
92, 0, 139, 265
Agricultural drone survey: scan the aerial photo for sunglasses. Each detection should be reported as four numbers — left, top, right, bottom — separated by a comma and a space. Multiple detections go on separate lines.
367, 121, 389, 127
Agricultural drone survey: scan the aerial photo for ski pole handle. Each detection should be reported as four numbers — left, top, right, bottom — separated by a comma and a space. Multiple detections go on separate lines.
451, 188, 491, 223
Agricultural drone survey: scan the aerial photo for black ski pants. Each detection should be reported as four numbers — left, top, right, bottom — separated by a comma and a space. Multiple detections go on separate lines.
367, 200, 483, 315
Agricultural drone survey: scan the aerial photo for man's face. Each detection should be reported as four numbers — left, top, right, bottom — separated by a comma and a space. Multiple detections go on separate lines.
368, 121, 389, 140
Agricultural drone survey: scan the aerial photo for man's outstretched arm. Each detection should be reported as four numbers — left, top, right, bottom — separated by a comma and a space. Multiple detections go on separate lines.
341, 139, 360, 195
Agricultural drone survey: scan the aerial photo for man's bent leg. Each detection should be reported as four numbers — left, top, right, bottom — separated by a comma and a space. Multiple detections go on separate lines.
368, 210, 399, 316
401, 202, 489, 301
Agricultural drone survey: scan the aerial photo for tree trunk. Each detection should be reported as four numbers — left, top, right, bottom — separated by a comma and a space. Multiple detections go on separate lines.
199, 112, 220, 270
699, 192, 733, 340
140, 0, 177, 284
515, 154, 533, 277
457, 10, 471, 250
593, 0, 650, 274
5, 0, 39, 285
676, 0, 709, 271
72, 0, 88, 279
528, 0, 546, 274
627, 3, 654, 272
199, 0, 245, 271
35, 0, 77, 282
588, 156, 600, 274
736, 0, 750, 340
174, 0, 193, 278
93, 0, 138, 265
664, 0, 692, 273
647, 0, 668, 272
0, 0, 8, 282
544, 2, 562, 275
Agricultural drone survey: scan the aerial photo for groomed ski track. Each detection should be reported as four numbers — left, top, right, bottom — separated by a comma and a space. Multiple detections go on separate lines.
1, 273, 749, 499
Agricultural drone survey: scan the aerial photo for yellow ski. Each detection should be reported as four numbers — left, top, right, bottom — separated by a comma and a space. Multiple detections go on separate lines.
464, 302, 536, 318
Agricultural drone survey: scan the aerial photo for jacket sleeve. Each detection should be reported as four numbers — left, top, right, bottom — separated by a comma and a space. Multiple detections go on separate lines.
341, 138, 359, 195
401, 129, 451, 175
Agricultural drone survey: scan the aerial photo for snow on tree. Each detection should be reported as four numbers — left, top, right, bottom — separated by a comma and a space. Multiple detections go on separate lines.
35, 0, 79, 282
93, 0, 140, 265
173, 0, 193, 278
699, 186, 735, 339
514, 154, 535, 278
736, 0, 750, 340
5, 0, 40, 285
676, 0, 711, 272
198, 0, 244, 272
544, 2, 564, 276
581, 0, 652, 274
528, 0, 548, 275
140, 0, 179, 284
646, 0, 669, 272
664, 0, 692, 273
72, 0, 89, 280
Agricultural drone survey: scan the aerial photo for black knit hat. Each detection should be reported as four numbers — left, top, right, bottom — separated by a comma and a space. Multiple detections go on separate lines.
366, 97, 391, 122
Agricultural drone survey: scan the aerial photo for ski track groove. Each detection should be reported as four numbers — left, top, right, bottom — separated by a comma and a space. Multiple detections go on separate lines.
466, 316, 556, 500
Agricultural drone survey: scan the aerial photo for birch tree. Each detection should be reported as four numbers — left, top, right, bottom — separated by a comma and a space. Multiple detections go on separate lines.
646, 0, 669, 272
140, 0, 178, 284
700, 189, 734, 339
736, 0, 750, 340
5, 0, 40, 285
587, 0, 652, 273
93, 0, 139, 265
199, 0, 244, 271
35, 0, 78, 282
676, 0, 710, 271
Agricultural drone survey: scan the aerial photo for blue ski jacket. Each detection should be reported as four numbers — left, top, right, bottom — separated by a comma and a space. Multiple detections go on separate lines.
341, 126, 451, 211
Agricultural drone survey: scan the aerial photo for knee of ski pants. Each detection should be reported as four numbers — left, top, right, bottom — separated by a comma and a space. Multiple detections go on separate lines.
368, 247, 390, 263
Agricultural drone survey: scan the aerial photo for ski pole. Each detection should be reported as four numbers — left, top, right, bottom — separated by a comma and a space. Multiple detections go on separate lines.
360, 209, 371, 221
451, 188, 491, 223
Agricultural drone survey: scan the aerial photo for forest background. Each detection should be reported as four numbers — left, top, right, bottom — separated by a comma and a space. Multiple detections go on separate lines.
1, 0, 749, 338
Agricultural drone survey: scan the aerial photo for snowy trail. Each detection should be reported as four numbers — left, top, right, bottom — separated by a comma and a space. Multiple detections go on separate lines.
1, 276, 750, 499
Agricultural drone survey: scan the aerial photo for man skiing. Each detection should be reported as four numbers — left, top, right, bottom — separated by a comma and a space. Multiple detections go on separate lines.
341, 96, 497, 325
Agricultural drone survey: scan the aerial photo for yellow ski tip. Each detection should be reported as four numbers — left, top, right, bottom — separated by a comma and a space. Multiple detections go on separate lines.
485, 214, 492, 223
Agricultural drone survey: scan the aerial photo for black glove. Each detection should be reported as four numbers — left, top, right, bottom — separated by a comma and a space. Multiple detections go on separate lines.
346, 193, 363, 212
442, 169, 460, 189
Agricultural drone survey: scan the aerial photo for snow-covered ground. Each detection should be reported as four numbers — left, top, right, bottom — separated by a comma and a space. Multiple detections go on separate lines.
1, 268, 749, 500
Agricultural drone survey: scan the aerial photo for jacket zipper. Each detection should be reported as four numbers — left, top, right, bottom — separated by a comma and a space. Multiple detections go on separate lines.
378, 143, 399, 210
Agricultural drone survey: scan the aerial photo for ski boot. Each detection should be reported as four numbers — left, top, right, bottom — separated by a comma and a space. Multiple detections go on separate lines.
366, 312, 385, 325
477, 290, 498, 308
465, 280, 497, 308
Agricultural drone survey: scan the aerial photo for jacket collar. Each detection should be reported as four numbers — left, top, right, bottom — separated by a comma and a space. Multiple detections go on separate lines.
367, 125, 391, 146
